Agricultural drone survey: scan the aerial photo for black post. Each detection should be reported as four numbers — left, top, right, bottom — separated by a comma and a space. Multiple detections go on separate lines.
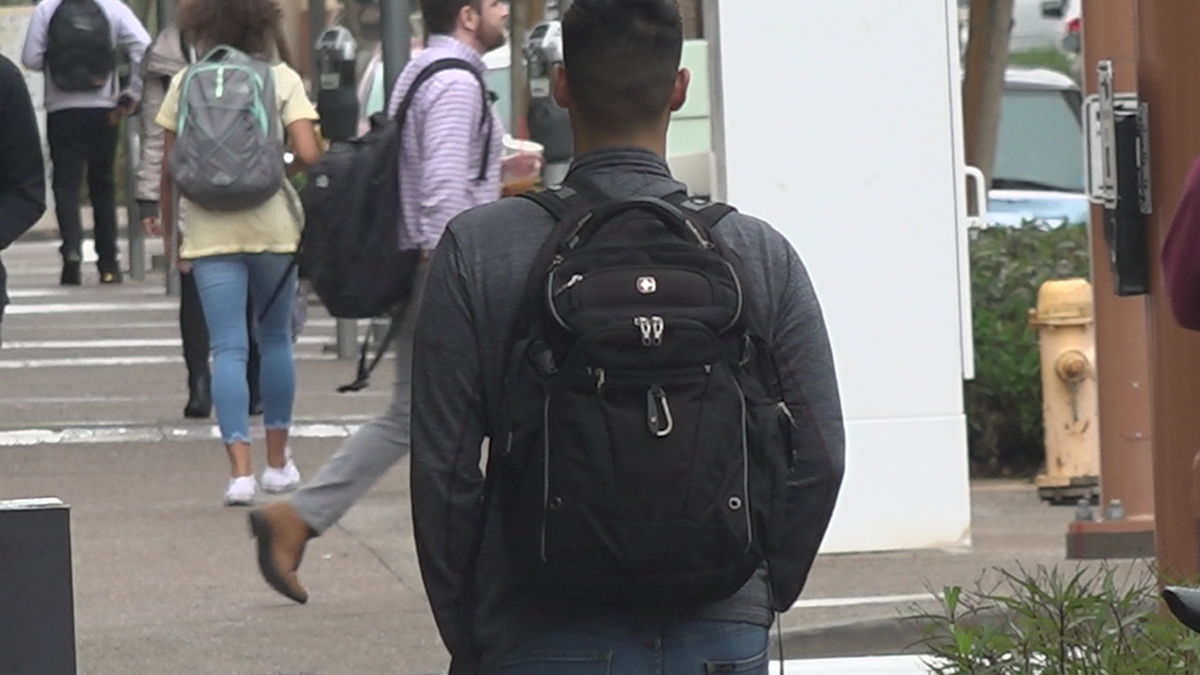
157, 0, 175, 29
0, 499, 77, 675
380, 0, 412, 93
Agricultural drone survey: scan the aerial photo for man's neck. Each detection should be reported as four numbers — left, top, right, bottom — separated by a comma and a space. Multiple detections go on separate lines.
445, 29, 486, 55
572, 130, 669, 160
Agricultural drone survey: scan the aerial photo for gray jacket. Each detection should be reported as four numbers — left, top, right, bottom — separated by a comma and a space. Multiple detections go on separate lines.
135, 24, 189, 207
410, 148, 846, 675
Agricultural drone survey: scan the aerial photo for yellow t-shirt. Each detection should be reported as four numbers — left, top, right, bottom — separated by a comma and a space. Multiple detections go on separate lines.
156, 62, 318, 260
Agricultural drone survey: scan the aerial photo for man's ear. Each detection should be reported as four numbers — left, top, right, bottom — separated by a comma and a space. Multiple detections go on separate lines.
458, 3, 479, 32
551, 64, 571, 110
669, 68, 691, 113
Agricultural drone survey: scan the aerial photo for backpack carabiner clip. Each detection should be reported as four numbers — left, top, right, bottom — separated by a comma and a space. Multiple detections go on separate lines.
647, 386, 674, 438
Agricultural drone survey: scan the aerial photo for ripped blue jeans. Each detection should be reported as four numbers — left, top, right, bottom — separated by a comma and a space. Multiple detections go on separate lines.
191, 253, 296, 444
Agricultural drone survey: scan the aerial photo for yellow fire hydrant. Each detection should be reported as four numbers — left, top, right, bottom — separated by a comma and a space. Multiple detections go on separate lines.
1028, 279, 1100, 504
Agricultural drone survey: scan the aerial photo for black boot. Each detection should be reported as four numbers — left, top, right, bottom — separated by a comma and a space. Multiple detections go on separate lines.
184, 374, 212, 419
60, 256, 81, 286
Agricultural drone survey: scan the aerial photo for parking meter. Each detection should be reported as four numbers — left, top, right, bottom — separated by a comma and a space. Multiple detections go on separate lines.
315, 26, 359, 143
524, 21, 573, 183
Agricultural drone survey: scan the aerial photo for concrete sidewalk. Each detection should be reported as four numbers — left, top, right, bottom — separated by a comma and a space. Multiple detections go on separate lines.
0, 236, 1147, 674
0, 436, 1130, 674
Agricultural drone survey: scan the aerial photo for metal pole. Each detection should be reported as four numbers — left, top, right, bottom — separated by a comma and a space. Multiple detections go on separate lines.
332, 0, 411, 362
158, 0, 178, 296
380, 0, 411, 92
308, 0, 357, 360
309, 0, 325, 78
157, 0, 174, 30
125, 121, 145, 281
165, 189, 180, 297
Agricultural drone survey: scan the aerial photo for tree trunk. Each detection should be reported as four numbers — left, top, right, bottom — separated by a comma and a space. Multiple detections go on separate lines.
962, 0, 1015, 198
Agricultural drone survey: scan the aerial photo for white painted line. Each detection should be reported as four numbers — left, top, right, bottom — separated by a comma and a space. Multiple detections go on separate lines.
7, 287, 165, 298
5, 301, 179, 315
0, 392, 388, 404
0, 420, 371, 446
791, 592, 940, 611
0, 351, 389, 369
3, 336, 330, 349
0, 319, 342, 331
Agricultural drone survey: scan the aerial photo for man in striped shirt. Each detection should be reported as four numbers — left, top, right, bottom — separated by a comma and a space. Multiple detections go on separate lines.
249, 0, 509, 604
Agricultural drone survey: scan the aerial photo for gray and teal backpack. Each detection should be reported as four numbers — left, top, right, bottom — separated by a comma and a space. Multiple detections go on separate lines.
169, 45, 284, 212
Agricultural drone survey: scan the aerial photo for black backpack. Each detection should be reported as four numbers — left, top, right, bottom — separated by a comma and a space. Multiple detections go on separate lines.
288, 58, 492, 391
490, 183, 794, 609
45, 0, 114, 93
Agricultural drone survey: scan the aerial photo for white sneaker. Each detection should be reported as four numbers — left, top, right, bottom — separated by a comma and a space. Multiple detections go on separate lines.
260, 456, 301, 494
224, 476, 258, 506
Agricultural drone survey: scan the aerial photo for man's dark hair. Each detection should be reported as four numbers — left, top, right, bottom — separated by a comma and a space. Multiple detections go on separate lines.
562, 0, 684, 131
177, 0, 281, 58
422, 0, 482, 35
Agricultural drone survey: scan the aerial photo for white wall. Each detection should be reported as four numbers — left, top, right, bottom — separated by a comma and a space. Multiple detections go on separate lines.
709, 0, 974, 553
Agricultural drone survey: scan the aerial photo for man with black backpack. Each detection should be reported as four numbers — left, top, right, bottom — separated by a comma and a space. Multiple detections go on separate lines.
408, 1, 845, 674
21, 0, 150, 285
247, 0, 508, 604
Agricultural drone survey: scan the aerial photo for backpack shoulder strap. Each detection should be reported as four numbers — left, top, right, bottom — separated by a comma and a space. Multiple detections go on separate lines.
662, 193, 768, 341
394, 58, 493, 182
663, 192, 737, 235
515, 183, 599, 316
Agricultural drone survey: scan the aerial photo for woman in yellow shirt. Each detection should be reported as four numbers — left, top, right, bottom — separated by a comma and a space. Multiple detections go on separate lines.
156, 0, 321, 506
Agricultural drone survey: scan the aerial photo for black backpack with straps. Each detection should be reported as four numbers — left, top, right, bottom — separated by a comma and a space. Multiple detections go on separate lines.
489, 181, 794, 609
275, 58, 493, 391
45, 0, 115, 93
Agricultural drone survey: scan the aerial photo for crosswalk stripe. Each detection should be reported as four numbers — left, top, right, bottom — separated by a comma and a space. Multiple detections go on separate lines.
0, 351, 389, 369
3, 336, 332, 349
5, 301, 179, 315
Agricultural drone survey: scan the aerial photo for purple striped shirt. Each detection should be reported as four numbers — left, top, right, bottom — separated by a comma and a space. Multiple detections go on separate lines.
387, 35, 504, 252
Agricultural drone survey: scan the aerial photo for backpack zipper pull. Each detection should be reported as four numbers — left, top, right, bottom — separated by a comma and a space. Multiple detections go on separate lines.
216, 66, 225, 98
635, 316, 653, 346
554, 274, 583, 297
651, 316, 664, 346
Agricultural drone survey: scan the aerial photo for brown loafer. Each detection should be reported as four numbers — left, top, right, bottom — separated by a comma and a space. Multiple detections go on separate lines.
248, 502, 312, 604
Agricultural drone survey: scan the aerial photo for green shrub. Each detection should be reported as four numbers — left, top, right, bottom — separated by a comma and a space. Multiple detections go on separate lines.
965, 224, 1090, 477
1009, 48, 1076, 79
912, 564, 1200, 673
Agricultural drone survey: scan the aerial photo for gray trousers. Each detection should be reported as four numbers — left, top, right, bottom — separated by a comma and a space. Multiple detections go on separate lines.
290, 261, 430, 534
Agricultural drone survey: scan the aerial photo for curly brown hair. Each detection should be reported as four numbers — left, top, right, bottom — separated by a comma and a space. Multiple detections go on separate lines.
178, 0, 282, 58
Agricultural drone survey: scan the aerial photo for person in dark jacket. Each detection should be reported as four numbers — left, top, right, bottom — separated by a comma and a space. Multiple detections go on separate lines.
408, 1, 845, 674
1163, 155, 1200, 329
0, 54, 47, 346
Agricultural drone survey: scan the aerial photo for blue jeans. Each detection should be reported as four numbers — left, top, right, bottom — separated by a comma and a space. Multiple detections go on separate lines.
191, 253, 296, 444
487, 620, 769, 675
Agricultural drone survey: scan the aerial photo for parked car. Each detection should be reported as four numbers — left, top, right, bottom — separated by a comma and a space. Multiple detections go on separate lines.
958, 0, 1066, 54
987, 66, 1089, 228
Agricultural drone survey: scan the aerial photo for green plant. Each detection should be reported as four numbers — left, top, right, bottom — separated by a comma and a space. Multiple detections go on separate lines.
1008, 48, 1076, 79
965, 224, 1090, 477
912, 564, 1200, 674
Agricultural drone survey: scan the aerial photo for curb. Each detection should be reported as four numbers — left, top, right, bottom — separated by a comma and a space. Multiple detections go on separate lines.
774, 608, 1007, 660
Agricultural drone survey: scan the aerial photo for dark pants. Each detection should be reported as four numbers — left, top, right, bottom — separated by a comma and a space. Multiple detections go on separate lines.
46, 108, 119, 269
180, 269, 260, 394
